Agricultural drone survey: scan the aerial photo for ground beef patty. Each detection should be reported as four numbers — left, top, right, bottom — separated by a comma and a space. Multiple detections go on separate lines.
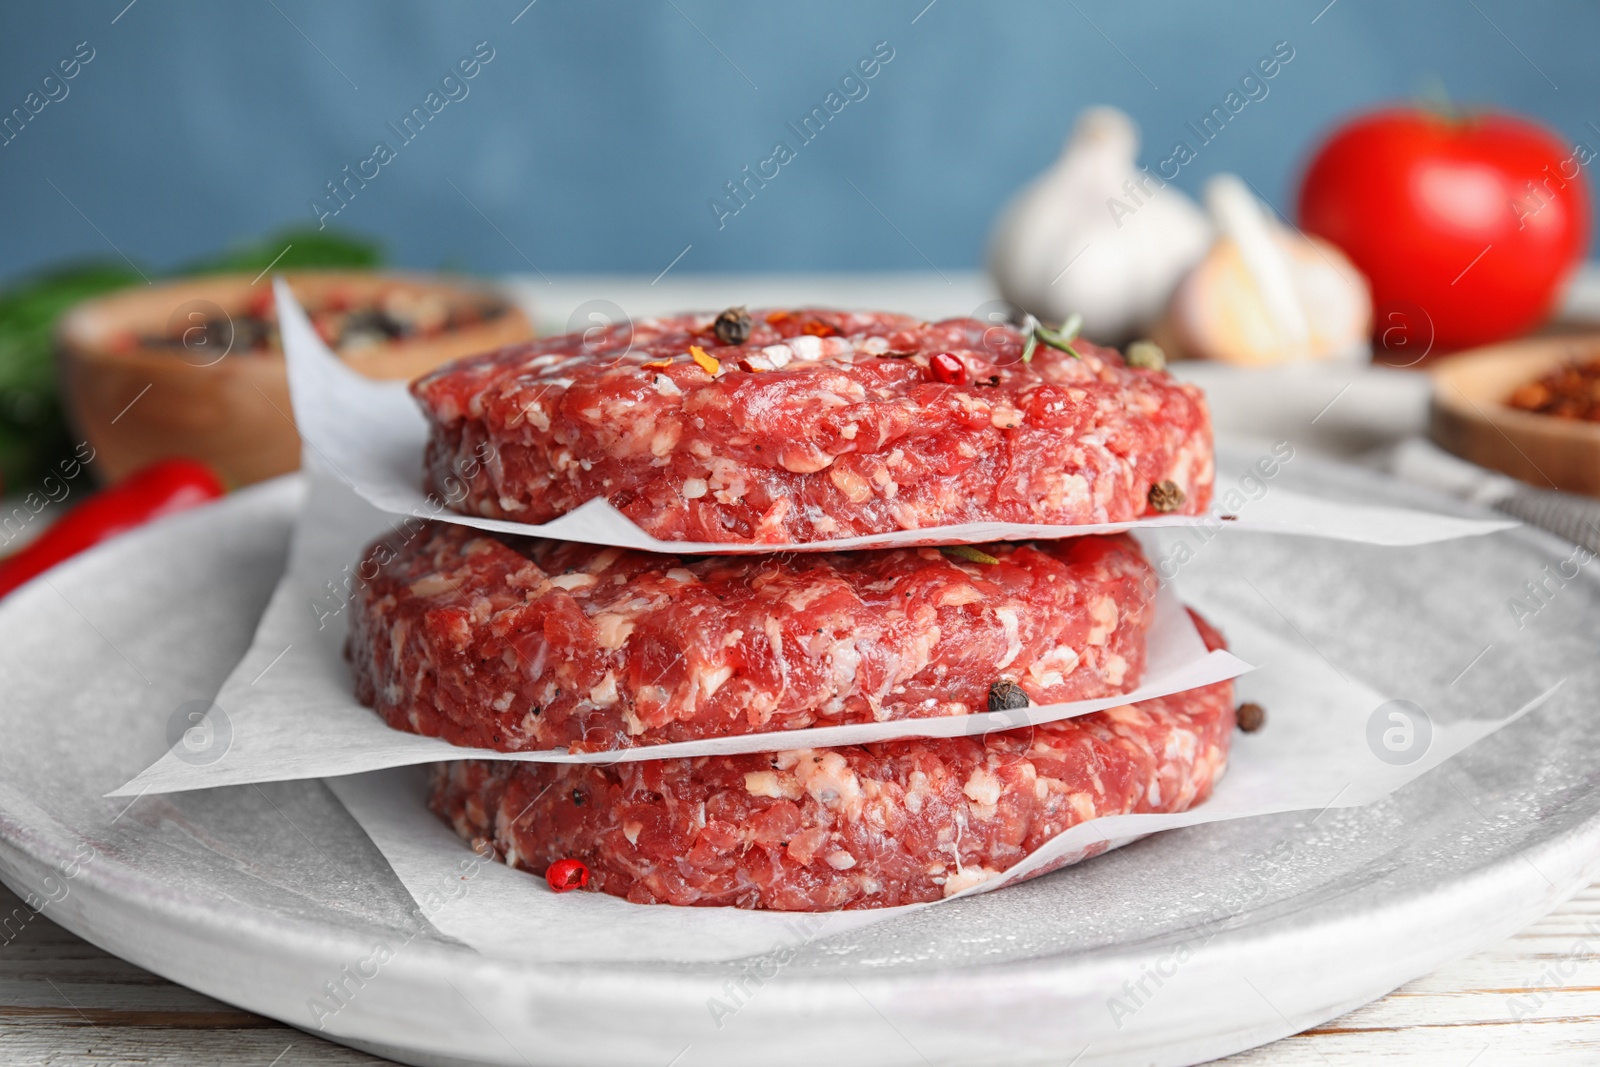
348, 522, 1156, 753
413, 308, 1213, 543
429, 612, 1234, 910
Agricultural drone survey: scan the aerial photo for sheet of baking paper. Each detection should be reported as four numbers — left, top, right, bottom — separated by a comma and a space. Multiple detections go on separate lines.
324, 610, 1562, 965
109, 463, 1248, 797
274, 280, 1514, 552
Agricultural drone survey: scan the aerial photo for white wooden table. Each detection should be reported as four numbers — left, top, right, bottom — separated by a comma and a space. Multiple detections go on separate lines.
4, 877, 1599, 1064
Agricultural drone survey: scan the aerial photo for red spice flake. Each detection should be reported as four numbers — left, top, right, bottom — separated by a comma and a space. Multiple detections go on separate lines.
1507, 357, 1600, 422
764, 310, 796, 327
546, 858, 590, 892
928, 352, 968, 386
801, 319, 839, 338
688, 345, 721, 377
641, 359, 674, 369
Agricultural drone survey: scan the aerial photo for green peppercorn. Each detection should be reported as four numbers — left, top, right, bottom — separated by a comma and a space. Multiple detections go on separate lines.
1126, 340, 1167, 371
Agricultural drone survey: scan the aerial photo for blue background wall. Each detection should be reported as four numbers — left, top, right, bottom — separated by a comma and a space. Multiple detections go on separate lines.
1, 0, 1595, 282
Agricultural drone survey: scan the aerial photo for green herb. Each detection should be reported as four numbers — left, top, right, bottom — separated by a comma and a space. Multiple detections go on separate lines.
179, 227, 382, 276
0, 263, 143, 491
1020, 312, 1083, 363
943, 544, 1000, 565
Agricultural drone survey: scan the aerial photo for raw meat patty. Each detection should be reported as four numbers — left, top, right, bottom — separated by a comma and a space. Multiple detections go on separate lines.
348, 521, 1156, 753
429, 612, 1235, 910
413, 308, 1214, 543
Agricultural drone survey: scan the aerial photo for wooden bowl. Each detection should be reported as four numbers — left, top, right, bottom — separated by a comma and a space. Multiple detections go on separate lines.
1429, 335, 1600, 497
58, 271, 531, 487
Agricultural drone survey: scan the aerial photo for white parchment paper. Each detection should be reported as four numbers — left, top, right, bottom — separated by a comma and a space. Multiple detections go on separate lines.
110, 464, 1250, 797
324, 610, 1560, 964
274, 280, 1514, 552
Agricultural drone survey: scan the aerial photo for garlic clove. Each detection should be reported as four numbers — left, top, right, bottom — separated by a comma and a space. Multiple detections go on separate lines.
1163, 174, 1371, 365
988, 107, 1211, 345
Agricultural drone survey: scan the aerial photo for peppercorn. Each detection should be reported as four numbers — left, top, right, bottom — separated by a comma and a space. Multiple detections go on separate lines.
987, 680, 1029, 712
713, 306, 752, 345
1147, 480, 1186, 513
1236, 702, 1266, 733
546, 858, 590, 893
570, 789, 587, 806
1126, 340, 1167, 371
928, 352, 968, 385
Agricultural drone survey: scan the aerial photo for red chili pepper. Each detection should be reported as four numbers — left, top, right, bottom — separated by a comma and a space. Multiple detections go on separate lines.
546, 858, 590, 893
928, 352, 968, 386
0, 457, 226, 599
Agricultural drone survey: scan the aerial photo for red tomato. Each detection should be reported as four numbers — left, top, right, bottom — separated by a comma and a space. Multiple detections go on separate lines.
1297, 107, 1590, 350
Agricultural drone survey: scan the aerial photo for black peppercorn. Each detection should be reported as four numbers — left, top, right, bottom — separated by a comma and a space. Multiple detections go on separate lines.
1236, 702, 1266, 733
1147, 480, 1186, 513
571, 789, 587, 805
713, 306, 752, 346
987, 680, 1029, 712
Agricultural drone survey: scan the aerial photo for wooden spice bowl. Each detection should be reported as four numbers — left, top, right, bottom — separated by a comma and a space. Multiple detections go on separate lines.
1429, 334, 1600, 498
58, 271, 532, 487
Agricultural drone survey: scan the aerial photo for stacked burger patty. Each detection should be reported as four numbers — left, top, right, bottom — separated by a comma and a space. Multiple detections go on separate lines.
349, 308, 1234, 910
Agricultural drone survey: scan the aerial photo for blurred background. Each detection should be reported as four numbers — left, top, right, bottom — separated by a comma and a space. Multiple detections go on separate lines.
2, 0, 1597, 275
3, 0, 1600, 585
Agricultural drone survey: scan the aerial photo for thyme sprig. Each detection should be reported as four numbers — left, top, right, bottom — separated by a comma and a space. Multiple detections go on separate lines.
942, 544, 1000, 565
1019, 312, 1083, 363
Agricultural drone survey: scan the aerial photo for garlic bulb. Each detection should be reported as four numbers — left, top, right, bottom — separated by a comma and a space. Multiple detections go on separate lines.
988, 107, 1212, 344
1163, 174, 1371, 365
